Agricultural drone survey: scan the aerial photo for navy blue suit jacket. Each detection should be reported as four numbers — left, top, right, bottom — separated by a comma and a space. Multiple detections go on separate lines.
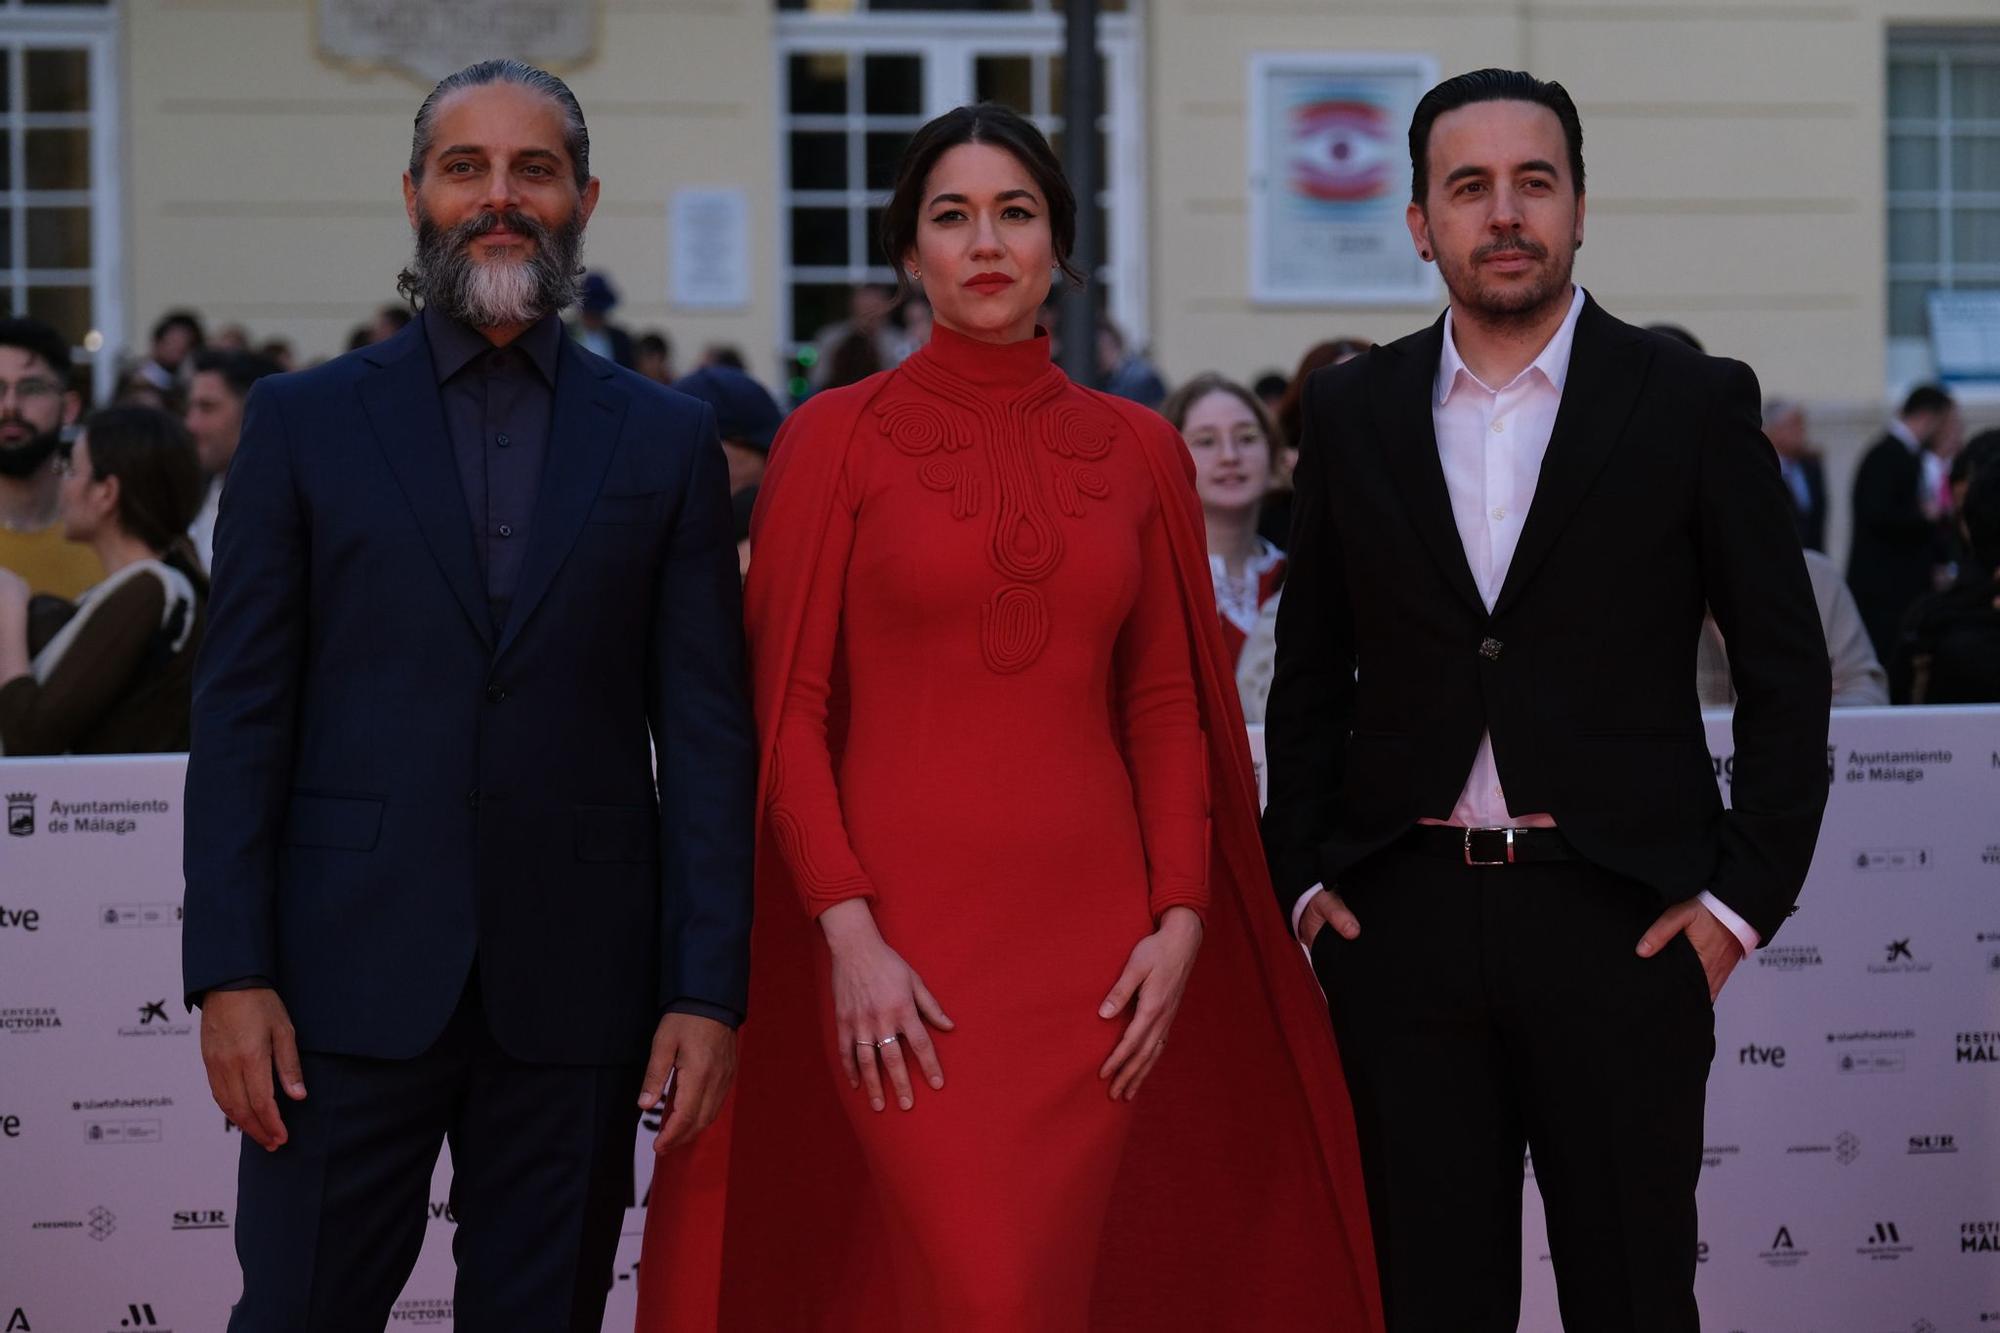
182, 320, 755, 1065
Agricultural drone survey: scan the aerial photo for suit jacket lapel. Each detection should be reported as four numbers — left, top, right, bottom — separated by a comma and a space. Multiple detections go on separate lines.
493, 339, 628, 662
357, 323, 493, 651
1372, 317, 1487, 617
1492, 297, 1651, 615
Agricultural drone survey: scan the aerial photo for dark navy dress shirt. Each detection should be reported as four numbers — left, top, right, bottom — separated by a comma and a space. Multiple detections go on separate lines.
423, 307, 561, 633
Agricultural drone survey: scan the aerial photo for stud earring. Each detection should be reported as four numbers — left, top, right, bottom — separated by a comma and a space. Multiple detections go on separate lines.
1420, 249, 1432, 261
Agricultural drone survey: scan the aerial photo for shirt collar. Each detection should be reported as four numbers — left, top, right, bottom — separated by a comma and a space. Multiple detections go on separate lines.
1436, 282, 1587, 407
423, 306, 563, 386
1887, 418, 1922, 453
1206, 538, 1284, 580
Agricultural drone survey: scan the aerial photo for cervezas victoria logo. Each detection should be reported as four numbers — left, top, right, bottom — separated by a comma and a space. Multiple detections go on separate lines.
6, 791, 34, 836
1758, 943, 1823, 971
0, 1005, 60, 1034
388, 1299, 452, 1326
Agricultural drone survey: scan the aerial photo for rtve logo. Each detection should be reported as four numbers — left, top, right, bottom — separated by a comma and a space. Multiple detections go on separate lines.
1737, 1043, 1786, 1068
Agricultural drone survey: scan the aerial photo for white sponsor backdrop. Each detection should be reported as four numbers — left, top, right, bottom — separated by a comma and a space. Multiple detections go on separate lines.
2, 710, 1998, 1333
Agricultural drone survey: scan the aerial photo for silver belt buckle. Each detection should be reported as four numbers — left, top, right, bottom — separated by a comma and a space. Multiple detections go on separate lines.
1464, 827, 1516, 866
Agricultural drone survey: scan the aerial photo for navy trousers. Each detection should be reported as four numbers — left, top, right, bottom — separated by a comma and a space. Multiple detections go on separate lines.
228, 969, 642, 1332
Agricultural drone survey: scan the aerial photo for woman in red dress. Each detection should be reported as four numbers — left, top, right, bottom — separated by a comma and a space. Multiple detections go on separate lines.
638, 105, 1382, 1332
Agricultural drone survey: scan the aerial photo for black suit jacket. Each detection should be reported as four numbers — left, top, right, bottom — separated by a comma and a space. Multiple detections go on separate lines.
1847, 432, 1943, 658
1789, 454, 1827, 554
1262, 297, 1830, 943
182, 320, 756, 1064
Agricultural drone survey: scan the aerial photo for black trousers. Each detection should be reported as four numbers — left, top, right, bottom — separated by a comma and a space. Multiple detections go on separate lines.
1311, 844, 1715, 1333
229, 969, 643, 1332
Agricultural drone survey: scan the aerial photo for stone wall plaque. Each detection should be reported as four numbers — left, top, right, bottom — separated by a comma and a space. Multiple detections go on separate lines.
319, 0, 597, 86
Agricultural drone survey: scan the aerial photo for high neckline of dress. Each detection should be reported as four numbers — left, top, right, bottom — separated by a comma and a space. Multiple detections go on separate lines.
909, 319, 1057, 393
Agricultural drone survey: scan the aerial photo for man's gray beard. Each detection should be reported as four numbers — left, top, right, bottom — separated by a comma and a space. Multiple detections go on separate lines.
398, 207, 585, 329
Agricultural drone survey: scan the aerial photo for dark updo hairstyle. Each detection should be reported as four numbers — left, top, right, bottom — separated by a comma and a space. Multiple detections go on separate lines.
77, 405, 209, 595
878, 102, 1085, 300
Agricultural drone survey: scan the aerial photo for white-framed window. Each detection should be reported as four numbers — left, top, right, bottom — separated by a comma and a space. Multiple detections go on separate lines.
774, 5, 1146, 396
1886, 30, 2000, 383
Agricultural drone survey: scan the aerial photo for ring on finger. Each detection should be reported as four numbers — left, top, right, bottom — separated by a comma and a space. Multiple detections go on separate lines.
875, 1034, 900, 1048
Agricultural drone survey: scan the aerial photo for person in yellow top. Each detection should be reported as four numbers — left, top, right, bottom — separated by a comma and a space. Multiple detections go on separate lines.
0, 319, 99, 598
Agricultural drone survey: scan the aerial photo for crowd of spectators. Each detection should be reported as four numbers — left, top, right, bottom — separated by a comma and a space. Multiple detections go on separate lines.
0, 284, 1996, 757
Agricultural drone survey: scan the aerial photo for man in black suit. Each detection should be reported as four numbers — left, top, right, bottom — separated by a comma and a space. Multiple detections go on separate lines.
1847, 383, 1961, 657
182, 60, 754, 1330
1264, 69, 1830, 1332
1762, 397, 1827, 552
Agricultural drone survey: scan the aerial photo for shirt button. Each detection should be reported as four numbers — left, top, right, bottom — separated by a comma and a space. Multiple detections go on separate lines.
1491, 506, 1507, 520
486, 684, 507, 703
496, 433, 511, 448
1490, 420, 1505, 433
498, 523, 513, 538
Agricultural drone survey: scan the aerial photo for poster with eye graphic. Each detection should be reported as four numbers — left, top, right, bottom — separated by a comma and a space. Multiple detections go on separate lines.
1248, 52, 1440, 305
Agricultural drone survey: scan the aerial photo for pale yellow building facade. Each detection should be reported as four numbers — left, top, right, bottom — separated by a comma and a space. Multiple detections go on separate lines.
3, 0, 1995, 554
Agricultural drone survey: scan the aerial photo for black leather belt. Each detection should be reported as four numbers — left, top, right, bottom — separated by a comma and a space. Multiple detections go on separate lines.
1407, 825, 1580, 866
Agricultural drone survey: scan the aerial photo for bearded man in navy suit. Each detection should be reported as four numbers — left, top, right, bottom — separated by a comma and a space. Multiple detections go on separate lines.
182, 59, 754, 1331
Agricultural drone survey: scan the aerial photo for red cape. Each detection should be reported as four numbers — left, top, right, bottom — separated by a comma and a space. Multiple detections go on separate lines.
637, 374, 1383, 1332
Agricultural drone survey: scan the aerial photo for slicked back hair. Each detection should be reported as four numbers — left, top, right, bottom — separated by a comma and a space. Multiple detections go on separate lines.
1408, 68, 1585, 205
409, 59, 590, 191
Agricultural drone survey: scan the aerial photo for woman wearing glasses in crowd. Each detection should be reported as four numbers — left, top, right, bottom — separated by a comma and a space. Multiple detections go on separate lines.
1163, 373, 1290, 723
640, 103, 1380, 1333
0, 405, 207, 755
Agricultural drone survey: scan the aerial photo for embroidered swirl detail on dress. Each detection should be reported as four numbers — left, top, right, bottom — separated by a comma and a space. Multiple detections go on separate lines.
875, 400, 962, 457
918, 458, 984, 520
988, 401, 1065, 582
980, 584, 1050, 674
1050, 464, 1113, 518
1045, 406, 1115, 461
766, 746, 873, 902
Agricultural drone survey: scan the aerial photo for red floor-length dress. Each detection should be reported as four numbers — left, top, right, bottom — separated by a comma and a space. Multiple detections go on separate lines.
638, 324, 1383, 1332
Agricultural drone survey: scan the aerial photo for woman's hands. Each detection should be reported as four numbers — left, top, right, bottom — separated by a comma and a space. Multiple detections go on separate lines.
819, 899, 954, 1112
1098, 906, 1202, 1101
